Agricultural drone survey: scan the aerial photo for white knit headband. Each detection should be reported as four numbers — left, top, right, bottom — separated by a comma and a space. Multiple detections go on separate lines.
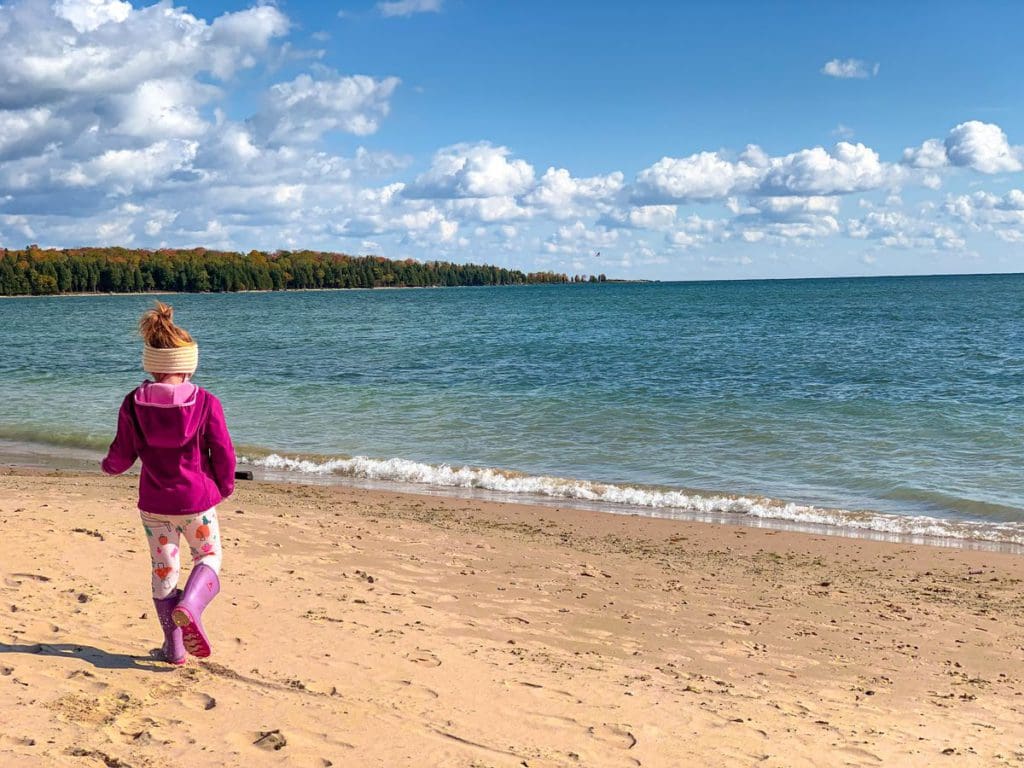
143, 343, 199, 375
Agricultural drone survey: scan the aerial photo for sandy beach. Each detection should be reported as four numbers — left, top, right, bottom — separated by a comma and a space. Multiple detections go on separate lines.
1, 468, 1023, 767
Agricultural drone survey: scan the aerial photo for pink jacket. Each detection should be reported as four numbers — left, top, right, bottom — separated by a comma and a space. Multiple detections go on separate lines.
102, 381, 236, 515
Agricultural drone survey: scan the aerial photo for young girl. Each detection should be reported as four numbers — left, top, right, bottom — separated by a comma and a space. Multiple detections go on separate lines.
102, 301, 236, 665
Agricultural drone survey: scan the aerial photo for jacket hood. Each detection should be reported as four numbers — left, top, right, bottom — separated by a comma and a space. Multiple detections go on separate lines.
133, 381, 205, 449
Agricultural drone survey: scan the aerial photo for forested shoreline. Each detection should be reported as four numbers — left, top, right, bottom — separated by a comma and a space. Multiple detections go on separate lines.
0, 246, 606, 295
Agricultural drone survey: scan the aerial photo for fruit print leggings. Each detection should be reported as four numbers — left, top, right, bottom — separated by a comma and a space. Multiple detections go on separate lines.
140, 508, 222, 600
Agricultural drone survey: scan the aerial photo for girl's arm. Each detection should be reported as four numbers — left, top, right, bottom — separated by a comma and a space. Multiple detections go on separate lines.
206, 395, 237, 498
101, 396, 138, 475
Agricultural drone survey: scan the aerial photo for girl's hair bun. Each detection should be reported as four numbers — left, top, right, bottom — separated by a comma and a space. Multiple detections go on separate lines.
139, 301, 194, 349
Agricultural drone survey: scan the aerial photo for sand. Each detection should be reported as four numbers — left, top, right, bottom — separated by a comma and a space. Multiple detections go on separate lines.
1, 468, 1023, 767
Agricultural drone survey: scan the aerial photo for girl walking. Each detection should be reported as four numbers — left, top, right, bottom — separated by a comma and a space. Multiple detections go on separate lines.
102, 301, 235, 664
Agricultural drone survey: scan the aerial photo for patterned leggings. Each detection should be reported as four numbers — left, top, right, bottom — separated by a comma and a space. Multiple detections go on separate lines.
140, 508, 223, 599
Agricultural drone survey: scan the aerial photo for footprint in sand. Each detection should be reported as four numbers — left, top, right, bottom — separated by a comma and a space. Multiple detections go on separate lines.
181, 691, 217, 711
386, 679, 440, 702
0, 734, 37, 748
587, 723, 638, 750
4, 573, 52, 588
405, 649, 442, 667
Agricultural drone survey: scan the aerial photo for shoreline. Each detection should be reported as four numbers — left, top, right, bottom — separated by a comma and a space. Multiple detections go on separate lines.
0, 283, 653, 300
2, 468, 1023, 766
5, 433, 1024, 554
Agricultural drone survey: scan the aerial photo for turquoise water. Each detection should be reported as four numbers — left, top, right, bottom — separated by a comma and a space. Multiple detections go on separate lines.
2, 275, 1023, 543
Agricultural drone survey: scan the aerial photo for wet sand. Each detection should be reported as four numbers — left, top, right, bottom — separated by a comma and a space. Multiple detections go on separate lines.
1, 468, 1023, 767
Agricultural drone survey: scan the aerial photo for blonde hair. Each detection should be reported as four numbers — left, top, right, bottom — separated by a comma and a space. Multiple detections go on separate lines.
139, 301, 194, 349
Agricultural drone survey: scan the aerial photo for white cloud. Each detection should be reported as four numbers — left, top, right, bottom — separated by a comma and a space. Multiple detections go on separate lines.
903, 121, 1023, 175
250, 72, 399, 144
404, 143, 535, 199
631, 142, 899, 204
54, 0, 131, 33
0, 107, 62, 160
758, 142, 896, 196
750, 196, 840, 218
0, 0, 1017, 274
617, 205, 678, 230
111, 78, 216, 139
902, 138, 948, 169
523, 167, 623, 218
632, 151, 761, 203
821, 58, 879, 79
1003, 189, 1024, 209
542, 220, 618, 254
994, 228, 1024, 243
0, 2, 289, 110
60, 140, 199, 191
848, 209, 966, 250
848, 210, 911, 239
944, 189, 1024, 244
449, 196, 529, 222
945, 121, 1022, 174
377, 0, 442, 17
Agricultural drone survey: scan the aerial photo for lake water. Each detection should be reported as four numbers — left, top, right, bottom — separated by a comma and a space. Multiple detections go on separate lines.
2, 275, 1022, 545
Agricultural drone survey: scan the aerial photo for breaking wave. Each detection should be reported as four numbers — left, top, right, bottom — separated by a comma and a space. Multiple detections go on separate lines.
246, 452, 1024, 547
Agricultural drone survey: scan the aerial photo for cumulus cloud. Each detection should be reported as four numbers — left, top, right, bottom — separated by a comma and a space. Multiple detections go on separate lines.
758, 142, 897, 196
630, 142, 899, 205
542, 220, 618, 255
0, 107, 63, 161
735, 204, 840, 243
749, 196, 840, 219
944, 189, 1024, 243
821, 58, 879, 79
449, 196, 529, 223
945, 121, 1022, 173
0, 1, 288, 110
600, 204, 678, 231
250, 72, 400, 144
631, 151, 762, 203
54, 0, 131, 32
60, 140, 200, 192
0, 0, 1018, 273
523, 167, 624, 218
903, 121, 1022, 174
848, 210, 965, 250
404, 143, 535, 199
902, 138, 948, 169
0, 0, 418, 244
111, 79, 217, 139
377, 0, 442, 17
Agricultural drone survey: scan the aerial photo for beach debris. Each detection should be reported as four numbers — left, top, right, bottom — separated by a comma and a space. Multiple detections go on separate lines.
254, 729, 287, 750
72, 527, 105, 541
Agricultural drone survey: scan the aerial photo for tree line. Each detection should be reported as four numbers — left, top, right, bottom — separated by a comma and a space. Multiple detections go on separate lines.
0, 246, 608, 295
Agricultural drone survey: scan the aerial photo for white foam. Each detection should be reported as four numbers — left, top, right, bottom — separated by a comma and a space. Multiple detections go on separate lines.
244, 452, 1024, 546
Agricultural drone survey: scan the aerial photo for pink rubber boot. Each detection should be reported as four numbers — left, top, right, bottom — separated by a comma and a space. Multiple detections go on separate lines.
171, 563, 220, 658
153, 590, 187, 665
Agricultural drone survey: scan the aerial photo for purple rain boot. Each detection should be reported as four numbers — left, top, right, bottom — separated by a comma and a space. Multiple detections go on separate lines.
171, 563, 220, 658
153, 590, 187, 665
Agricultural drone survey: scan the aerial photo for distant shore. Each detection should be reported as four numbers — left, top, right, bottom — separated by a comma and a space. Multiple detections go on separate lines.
0, 282, 661, 299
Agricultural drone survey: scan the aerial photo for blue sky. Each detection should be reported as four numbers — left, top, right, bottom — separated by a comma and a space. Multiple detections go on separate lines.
1, 0, 1022, 279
